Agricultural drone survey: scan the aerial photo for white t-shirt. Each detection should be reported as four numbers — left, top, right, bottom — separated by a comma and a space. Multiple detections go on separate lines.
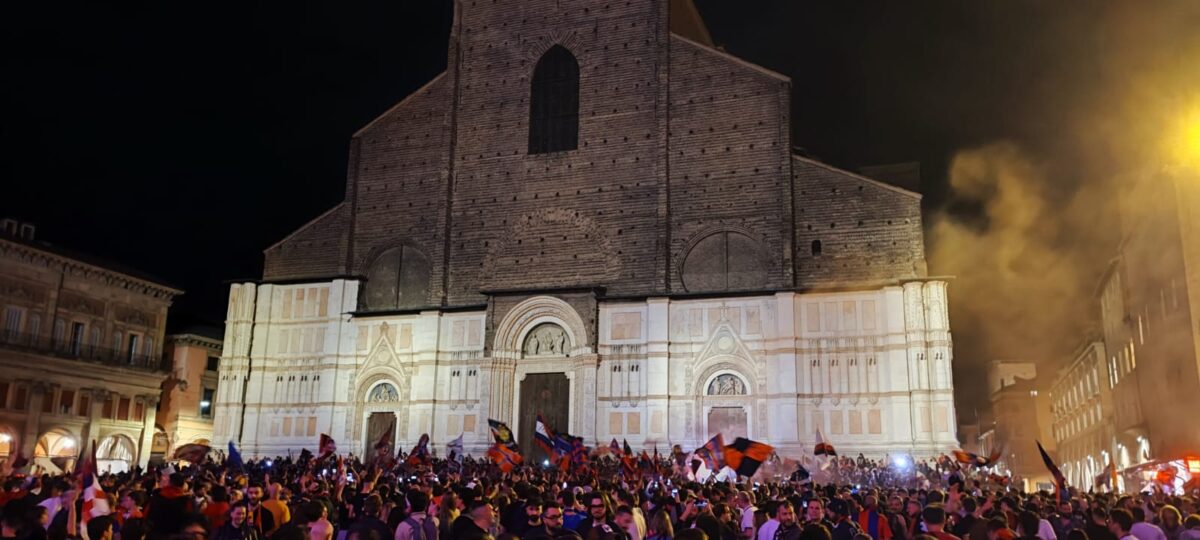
758, 518, 780, 540
39, 497, 63, 520
742, 506, 758, 536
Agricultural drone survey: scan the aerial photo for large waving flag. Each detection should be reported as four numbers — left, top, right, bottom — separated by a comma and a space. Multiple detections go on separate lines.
446, 433, 464, 463
623, 439, 634, 456
1036, 440, 1068, 503
724, 437, 775, 478
407, 433, 430, 466
487, 442, 524, 473
534, 414, 556, 454
814, 428, 837, 456
488, 419, 519, 450
695, 434, 726, 471
227, 441, 244, 470
78, 440, 110, 526
172, 443, 211, 464
371, 425, 394, 467
318, 433, 337, 459
953, 448, 1002, 467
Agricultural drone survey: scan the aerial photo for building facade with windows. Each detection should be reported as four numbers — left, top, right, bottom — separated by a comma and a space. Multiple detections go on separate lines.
157, 330, 222, 462
215, 0, 958, 460
0, 219, 181, 473
1049, 336, 1116, 490
981, 360, 1055, 492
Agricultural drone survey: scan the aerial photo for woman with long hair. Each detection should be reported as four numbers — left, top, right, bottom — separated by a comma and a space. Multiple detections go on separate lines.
438, 490, 462, 539
646, 509, 675, 540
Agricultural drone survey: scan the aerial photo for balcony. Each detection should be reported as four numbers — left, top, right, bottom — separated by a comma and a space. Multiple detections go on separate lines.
0, 331, 169, 373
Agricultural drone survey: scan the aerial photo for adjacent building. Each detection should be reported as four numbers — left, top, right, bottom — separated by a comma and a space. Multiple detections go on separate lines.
215, 0, 958, 460
157, 327, 223, 461
981, 360, 1055, 492
0, 219, 182, 473
1049, 335, 1115, 490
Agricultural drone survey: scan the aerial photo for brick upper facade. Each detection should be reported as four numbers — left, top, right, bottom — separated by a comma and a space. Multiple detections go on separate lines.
262, 0, 927, 306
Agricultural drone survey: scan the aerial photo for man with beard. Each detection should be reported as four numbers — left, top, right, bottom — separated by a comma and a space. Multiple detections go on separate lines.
773, 502, 801, 540
246, 482, 276, 534
576, 493, 626, 540
514, 499, 545, 538
524, 502, 583, 540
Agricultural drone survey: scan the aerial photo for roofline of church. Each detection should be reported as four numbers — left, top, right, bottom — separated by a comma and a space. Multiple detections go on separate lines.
262, 202, 347, 253
670, 33, 790, 83
793, 154, 923, 200
352, 73, 449, 139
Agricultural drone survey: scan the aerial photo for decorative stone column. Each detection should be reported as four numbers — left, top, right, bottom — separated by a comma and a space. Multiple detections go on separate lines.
19, 381, 46, 459
136, 395, 160, 469
82, 389, 109, 450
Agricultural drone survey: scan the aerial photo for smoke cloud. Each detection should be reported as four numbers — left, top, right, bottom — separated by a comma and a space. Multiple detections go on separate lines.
932, 1, 1200, 413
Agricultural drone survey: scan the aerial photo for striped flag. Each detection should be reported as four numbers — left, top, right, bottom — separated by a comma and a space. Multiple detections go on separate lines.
723, 437, 775, 478
227, 441, 244, 470
446, 433, 464, 463
695, 433, 725, 471
534, 414, 556, 455
78, 440, 110, 526
1036, 440, 1068, 503
487, 442, 524, 473
814, 428, 837, 456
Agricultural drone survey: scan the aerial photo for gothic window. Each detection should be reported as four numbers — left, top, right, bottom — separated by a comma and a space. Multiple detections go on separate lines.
681, 231, 768, 292
528, 45, 579, 154
361, 245, 432, 311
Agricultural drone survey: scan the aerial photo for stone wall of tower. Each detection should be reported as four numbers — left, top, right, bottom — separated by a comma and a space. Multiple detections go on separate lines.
666, 35, 794, 291
793, 156, 927, 287
444, 0, 671, 304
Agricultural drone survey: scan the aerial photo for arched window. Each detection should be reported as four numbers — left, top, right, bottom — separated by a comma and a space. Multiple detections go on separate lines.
361, 245, 432, 311
681, 231, 767, 292
528, 45, 579, 154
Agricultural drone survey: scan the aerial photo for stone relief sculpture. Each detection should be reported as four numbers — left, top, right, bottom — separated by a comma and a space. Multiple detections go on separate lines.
707, 374, 746, 396
368, 383, 400, 402
524, 323, 569, 356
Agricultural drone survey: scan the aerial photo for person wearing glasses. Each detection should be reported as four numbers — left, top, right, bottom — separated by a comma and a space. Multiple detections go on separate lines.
523, 502, 582, 540
576, 494, 628, 540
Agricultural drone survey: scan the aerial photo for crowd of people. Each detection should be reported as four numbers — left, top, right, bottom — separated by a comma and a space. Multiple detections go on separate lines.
2, 451, 1199, 540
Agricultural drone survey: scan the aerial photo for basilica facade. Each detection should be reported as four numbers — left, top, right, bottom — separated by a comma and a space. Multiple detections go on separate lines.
213, 0, 957, 460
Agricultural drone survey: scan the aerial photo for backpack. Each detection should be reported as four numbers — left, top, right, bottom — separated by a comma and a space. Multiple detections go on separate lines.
406, 514, 439, 540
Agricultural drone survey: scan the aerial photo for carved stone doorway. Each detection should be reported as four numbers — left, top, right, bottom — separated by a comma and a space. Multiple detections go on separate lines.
365, 412, 396, 461
518, 373, 570, 464
707, 407, 748, 442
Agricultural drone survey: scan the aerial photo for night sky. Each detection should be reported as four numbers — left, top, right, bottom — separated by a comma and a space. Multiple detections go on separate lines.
4, 1, 1195, 419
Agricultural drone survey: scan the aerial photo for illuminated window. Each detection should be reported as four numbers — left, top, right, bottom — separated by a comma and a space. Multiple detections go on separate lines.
528, 45, 579, 154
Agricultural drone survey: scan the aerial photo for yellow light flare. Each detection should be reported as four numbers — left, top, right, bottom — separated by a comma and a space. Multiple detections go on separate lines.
1170, 102, 1200, 168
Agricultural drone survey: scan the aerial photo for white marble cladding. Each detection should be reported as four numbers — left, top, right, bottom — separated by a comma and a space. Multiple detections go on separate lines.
215, 280, 957, 459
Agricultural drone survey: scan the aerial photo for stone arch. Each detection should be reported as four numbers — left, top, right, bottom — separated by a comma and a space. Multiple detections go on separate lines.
494, 295, 590, 360
0, 424, 16, 458
691, 356, 759, 397
34, 428, 78, 458
351, 366, 410, 453
678, 227, 770, 293
97, 433, 138, 473
522, 31, 585, 68
704, 372, 751, 396
358, 240, 434, 311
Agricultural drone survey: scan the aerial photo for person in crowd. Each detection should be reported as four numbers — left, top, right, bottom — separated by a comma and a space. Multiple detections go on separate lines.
214, 501, 263, 540
646, 509, 675, 540
1108, 510, 1137, 540
921, 506, 960, 540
